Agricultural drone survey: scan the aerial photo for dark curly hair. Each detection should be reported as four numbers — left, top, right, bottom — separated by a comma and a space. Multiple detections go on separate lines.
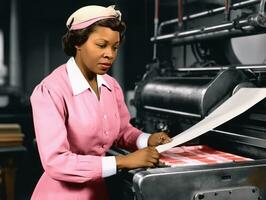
62, 18, 126, 57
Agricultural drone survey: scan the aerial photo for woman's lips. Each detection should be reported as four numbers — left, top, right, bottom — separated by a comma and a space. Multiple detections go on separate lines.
99, 63, 111, 70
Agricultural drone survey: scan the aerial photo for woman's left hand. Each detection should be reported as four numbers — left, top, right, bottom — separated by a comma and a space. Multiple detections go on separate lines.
148, 132, 172, 147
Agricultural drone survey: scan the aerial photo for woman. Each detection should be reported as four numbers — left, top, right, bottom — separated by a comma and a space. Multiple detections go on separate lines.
30, 5, 171, 200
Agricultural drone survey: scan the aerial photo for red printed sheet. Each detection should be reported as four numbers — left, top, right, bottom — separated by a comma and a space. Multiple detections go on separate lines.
159, 145, 253, 167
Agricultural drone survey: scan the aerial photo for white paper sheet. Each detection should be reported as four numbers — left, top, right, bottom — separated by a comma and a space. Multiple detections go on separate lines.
156, 88, 266, 153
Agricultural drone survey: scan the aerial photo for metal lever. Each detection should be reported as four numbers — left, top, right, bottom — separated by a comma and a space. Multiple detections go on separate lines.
249, 0, 266, 27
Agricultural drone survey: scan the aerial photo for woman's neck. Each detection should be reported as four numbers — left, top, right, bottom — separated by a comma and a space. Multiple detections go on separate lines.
85, 71, 100, 100
74, 57, 100, 100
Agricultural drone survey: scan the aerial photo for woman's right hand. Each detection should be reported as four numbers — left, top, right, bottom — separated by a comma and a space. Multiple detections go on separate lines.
115, 147, 159, 169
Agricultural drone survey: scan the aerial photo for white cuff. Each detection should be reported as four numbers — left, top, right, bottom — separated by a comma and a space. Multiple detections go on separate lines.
101, 156, 117, 178
136, 132, 151, 149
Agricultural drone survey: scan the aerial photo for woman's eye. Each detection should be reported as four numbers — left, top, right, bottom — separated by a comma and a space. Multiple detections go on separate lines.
113, 47, 118, 51
97, 44, 106, 48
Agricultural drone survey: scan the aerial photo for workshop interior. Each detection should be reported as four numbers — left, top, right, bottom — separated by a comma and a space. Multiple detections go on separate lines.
0, 0, 266, 199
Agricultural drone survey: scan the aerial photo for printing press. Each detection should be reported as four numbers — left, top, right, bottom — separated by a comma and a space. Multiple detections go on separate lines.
107, 1, 266, 200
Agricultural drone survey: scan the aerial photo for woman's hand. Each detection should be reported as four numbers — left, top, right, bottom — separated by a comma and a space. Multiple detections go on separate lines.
115, 147, 159, 169
148, 132, 172, 147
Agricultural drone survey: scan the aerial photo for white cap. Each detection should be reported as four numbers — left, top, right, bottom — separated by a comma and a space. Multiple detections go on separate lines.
66, 5, 121, 30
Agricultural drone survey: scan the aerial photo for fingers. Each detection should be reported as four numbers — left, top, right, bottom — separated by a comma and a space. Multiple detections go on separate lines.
147, 160, 157, 168
146, 147, 159, 167
146, 157, 158, 168
149, 147, 159, 159
148, 132, 172, 147
120, 147, 160, 169
158, 133, 172, 145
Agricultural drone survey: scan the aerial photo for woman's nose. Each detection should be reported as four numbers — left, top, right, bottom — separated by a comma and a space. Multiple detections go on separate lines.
104, 47, 115, 59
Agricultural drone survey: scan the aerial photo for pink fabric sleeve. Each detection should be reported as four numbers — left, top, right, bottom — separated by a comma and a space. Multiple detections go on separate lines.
112, 80, 142, 151
30, 84, 102, 183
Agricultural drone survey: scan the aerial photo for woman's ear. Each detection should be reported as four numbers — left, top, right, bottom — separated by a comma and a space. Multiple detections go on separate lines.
75, 45, 81, 51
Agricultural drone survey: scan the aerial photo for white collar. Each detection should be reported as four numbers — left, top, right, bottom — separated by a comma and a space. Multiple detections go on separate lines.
66, 57, 111, 96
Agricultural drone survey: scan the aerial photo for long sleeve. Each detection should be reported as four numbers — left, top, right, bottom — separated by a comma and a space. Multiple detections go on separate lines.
31, 84, 102, 183
136, 132, 150, 149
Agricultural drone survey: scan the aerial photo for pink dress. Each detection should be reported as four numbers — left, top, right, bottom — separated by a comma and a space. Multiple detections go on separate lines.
30, 61, 141, 200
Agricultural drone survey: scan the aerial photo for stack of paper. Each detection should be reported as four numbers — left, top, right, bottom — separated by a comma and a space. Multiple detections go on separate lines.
159, 145, 252, 167
0, 124, 24, 146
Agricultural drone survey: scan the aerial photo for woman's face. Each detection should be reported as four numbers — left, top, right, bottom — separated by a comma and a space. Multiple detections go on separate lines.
75, 26, 120, 76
